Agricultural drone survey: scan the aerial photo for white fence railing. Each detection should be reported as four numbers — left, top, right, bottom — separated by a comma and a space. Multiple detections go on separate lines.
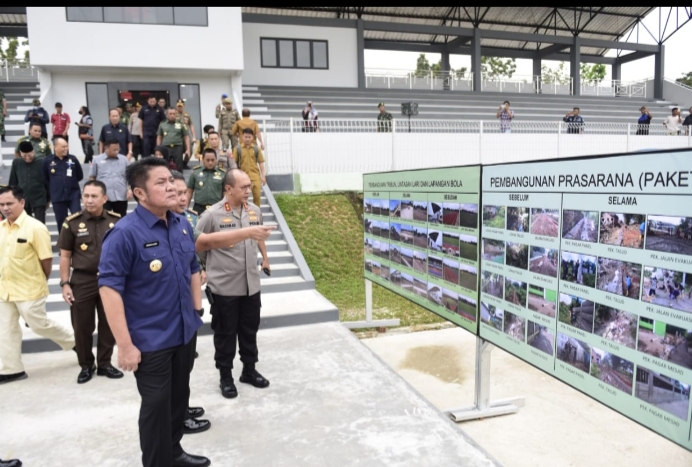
261, 119, 692, 180
0, 60, 39, 82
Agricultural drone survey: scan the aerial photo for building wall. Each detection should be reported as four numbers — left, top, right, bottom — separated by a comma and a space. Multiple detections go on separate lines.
242, 22, 357, 87
41, 70, 236, 159
27, 7, 243, 72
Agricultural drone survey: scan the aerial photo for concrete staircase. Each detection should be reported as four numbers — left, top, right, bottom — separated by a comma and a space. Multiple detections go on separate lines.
1, 81, 41, 167
242, 85, 675, 124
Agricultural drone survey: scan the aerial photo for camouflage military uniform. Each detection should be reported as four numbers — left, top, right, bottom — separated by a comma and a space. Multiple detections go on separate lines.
377, 111, 393, 132
0, 90, 5, 140
218, 105, 240, 151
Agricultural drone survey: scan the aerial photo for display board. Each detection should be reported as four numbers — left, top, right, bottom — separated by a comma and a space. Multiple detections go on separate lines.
363, 166, 481, 333
480, 150, 692, 450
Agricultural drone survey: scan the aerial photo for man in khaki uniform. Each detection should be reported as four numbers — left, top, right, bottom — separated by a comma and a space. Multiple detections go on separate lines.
0, 186, 75, 384
14, 123, 52, 159
203, 131, 236, 170
233, 128, 266, 206
230, 108, 265, 150
197, 169, 270, 399
186, 148, 226, 214
217, 98, 240, 151
157, 108, 191, 172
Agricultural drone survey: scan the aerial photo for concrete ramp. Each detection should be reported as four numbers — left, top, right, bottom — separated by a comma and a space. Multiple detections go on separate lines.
0, 323, 500, 467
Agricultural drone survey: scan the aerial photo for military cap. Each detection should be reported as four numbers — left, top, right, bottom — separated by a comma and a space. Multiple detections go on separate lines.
32, 98, 40, 105
176, 99, 185, 106
18, 140, 34, 153
223, 97, 233, 104
378, 102, 385, 107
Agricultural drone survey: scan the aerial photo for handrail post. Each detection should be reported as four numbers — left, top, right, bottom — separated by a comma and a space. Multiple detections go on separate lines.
627, 123, 631, 152
289, 117, 295, 177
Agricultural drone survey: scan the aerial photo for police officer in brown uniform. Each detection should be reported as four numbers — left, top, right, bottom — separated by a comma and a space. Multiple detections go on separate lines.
197, 169, 270, 399
58, 180, 124, 384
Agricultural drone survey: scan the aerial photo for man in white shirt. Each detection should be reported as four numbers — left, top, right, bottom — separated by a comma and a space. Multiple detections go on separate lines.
663, 107, 683, 135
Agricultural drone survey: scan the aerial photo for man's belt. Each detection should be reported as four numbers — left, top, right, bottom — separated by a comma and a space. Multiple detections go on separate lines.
169, 144, 182, 148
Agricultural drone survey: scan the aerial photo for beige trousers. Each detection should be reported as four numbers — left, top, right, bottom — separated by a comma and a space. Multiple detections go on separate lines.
0, 296, 75, 375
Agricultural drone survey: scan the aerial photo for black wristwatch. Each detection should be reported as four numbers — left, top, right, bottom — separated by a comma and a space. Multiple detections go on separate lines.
60, 280, 70, 287
195, 308, 204, 317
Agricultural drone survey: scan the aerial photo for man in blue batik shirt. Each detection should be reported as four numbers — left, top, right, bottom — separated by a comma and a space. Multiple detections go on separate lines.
98, 157, 210, 467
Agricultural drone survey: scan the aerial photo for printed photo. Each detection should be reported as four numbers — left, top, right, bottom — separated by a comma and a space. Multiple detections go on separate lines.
413, 201, 428, 222
378, 221, 390, 240
637, 318, 692, 370
372, 240, 380, 254
599, 212, 646, 249
590, 348, 634, 394
400, 272, 414, 293
596, 257, 641, 299
428, 254, 443, 279
507, 206, 529, 233
389, 245, 402, 265
364, 199, 373, 214
458, 294, 477, 321
400, 224, 415, 245
413, 277, 427, 299
428, 202, 443, 224
503, 311, 526, 342
381, 201, 390, 217
481, 271, 504, 300
442, 288, 459, 313
413, 250, 427, 274
481, 302, 503, 331
460, 263, 478, 292
377, 242, 390, 260
459, 233, 479, 262
557, 333, 592, 373
443, 258, 460, 285
560, 251, 596, 288
527, 321, 555, 356
370, 220, 382, 239
380, 265, 390, 281
505, 242, 529, 270
559, 293, 594, 333
528, 285, 557, 318
483, 205, 506, 229
646, 215, 692, 256
372, 199, 382, 216
390, 268, 401, 286
389, 200, 401, 218
365, 259, 373, 273
442, 202, 460, 227
372, 261, 381, 276
529, 246, 558, 277
400, 200, 414, 220
400, 247, 414, 269
414, 226, 428, 249
641, 266, 692, 314
593, 304, 637, 349
460, 203, 479, 229
504, 278, 527, 307
364, 237, 373, 255
562, 210, 598, 243
442, 231, 461, 257
364, 219, 373, 236
482, 238, 505, 263
428, 230, 443, 253
428, 282, 443, 307
389, 223, 402, 242
635, 367, 690, 421
530, 208, 559, 237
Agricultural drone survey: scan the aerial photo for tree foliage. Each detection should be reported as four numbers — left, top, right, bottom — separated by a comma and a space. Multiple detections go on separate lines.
0, 37, 29, 62
480, 56, 516, 79
580, 63, 607, 84
541, 62, 570, 85
677, 71, 692, 88
414, 53, 467, 78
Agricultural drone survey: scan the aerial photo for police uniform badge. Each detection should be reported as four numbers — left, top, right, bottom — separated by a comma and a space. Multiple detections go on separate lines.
150, 259, 162, 272
79, 223, 85, 228
80, 244, 88, 251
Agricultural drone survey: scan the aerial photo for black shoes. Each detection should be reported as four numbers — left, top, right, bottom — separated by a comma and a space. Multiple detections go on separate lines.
220, 376, 238, 399
77, 365, 96, 384
0, 372, 28, 385
0, 459, 22, 467
188, 406, 205, 419
171, 451, 210, 467
183, 417, 211, 435
97, 366, 124, 379
240, 368, 270, 389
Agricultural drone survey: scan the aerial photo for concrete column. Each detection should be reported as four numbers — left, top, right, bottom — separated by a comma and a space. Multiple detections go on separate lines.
654, 44, 665, 99
441, 51, 450, 72
472, 28, 482, 92
612, 59, 621, 82
570, 36, 581, 96
357, 19, 365, 89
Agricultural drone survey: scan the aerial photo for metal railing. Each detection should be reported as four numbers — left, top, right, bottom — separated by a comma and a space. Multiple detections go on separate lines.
0, 59, 39, 82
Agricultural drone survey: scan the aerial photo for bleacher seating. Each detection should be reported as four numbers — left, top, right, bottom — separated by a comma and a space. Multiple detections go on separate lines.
244, 86, 677, 124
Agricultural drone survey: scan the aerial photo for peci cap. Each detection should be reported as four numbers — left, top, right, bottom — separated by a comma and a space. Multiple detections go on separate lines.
378, 102, 385, 107
176, 99, 185, 106
224, 97, 233, 104
18, 141, 34, 153
32, 98, 40, 105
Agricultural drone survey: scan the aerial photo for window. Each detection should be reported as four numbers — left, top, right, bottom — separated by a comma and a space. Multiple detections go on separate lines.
66, 7, 208, 27
260, 38, 329, 70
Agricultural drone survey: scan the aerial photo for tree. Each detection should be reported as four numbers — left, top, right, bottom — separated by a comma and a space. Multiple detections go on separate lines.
480, 57, 517, 79
0, 37, 29, 62
677, 71, 692, 87
580, 63, 606, 84
415, 53, 431, 77
413, 53, 467, 78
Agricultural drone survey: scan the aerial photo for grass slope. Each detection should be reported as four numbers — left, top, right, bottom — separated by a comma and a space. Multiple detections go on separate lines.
275, 193, 444, 327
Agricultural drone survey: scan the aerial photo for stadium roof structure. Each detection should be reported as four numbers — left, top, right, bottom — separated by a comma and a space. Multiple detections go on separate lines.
0, 7, 27, 37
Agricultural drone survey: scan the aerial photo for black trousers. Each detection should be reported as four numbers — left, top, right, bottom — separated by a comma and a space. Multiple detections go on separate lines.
185, 332, 198, 421
210, 292, 261, 374
81, 138, 94, 164
53, 198, 81, 232
193, 203, 211, 215
104, 200, 128, 218
142, 134, 157, 158
132, 135, 143, 160
24, 203, 46, 224
168, 145, 184, 172
134, 339, 192, 467
70, 276, 115, 369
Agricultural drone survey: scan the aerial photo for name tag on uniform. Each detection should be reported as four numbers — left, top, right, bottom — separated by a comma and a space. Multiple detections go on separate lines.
144, 241, 159, 248
17, 238, 27, 243
76, 232, 90, 237
249, 221, 260, 226
66, 169, 73, 177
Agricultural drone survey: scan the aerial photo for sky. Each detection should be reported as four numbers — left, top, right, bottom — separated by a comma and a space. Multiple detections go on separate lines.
364, 9, 692, 83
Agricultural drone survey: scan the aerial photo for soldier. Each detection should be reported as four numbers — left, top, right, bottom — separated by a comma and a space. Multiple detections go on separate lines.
233, 128, 266, 206
157, 108, 191, 173
187, 148, 225, 215
377, 102, 393, 132
0, 88, 6, 142
14, 123, 52, 159
197, 169, 271, 399
217, 97, 240, 151
194, 124, 215, 161
118, 104, 130, 127
204, 131, 236, 170
176, 100, 197, 170
9, 141, 49, 224
58, 180, 124, 384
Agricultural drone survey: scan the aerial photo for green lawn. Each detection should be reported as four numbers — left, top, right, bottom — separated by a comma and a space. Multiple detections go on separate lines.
275, 193, 445, 328
459, 242, 478, 261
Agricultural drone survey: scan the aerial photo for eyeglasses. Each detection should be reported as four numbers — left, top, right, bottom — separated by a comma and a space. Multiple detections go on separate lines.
240, 184, 252, 191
